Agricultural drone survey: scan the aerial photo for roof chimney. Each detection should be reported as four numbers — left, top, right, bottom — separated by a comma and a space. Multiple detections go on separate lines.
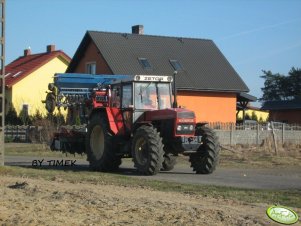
132, 25, 144, 35
47, 44, 55, 53
24, 48, 31, 56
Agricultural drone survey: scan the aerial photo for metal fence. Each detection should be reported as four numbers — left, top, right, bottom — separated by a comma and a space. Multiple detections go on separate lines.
5, 125, 47, 143
208, 122, 301, 131
4, 122, 301, 146
208, 122, 301, 145
4, 125, 86, 143
5, 125, 32, 142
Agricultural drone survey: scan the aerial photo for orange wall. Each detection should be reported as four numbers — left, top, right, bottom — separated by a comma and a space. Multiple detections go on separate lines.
177, 91, 237, 123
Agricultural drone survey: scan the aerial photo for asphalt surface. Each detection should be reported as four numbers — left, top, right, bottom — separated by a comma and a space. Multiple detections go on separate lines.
5, 155, 301, 190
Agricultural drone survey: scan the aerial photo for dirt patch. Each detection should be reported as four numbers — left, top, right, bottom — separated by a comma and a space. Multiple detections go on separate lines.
0, 175, 294, 226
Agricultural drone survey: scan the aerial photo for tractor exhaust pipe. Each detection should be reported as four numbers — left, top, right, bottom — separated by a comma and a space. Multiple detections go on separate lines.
173, 70, 178, 108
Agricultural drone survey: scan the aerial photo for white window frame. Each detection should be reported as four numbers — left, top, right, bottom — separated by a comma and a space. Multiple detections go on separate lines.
86, 62, 96, 74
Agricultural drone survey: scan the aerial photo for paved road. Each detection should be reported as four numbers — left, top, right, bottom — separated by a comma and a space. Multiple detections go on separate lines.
5, 155, 301, 190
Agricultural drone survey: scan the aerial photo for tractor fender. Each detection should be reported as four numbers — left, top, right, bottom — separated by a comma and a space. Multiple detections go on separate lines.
196, 122, 208, 128
195, 122, 208, 136
89, 108, 118, 135
132, 122, 153, 133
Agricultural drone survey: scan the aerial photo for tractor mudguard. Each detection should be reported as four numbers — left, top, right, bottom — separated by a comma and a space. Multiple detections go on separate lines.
105, 108, 119, 134
89, 108, 119, 135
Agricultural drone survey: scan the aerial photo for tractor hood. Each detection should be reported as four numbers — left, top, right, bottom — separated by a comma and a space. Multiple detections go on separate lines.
143, 108, 195, 121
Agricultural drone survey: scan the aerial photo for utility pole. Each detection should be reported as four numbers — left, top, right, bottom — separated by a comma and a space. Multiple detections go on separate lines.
0, 0, 5, 166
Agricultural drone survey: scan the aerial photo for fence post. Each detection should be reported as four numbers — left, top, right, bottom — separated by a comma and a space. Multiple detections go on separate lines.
230, 123, 234, 146
271, 122, 278, 156
16, 126, 19, 141
25, 126, 28, 142
256, 123, 260, 146
282, 123, 285, 145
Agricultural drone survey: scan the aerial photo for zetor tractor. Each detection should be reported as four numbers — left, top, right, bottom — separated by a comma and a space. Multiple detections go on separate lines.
44, 73, 220, 175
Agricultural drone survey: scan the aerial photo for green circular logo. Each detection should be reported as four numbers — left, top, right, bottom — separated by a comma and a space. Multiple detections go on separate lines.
267, 205, 299, 225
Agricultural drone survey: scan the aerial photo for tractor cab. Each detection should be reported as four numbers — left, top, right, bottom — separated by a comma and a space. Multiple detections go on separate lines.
108, 75, 174, 124
106, 75, 197, 140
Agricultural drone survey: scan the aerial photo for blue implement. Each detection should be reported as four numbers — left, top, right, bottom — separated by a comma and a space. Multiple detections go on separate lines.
54, 73, 132, 89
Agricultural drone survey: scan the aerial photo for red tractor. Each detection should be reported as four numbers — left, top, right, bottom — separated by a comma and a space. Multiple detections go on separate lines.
45, 73, 220, 175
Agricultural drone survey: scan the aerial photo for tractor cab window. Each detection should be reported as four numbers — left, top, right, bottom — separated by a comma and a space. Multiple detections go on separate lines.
134, 83, 171, 110
122, 84, 132, 108
157, 83, 172, 109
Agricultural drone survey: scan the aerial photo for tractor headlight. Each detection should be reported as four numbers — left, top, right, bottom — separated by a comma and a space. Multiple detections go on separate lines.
176, 124, 194, 133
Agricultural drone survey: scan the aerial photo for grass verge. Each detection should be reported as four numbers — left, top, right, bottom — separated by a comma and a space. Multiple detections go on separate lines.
5, 143, 86, 158
0, 165, 300, 208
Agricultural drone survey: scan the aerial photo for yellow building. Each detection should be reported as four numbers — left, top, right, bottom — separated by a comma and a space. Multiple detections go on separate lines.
5, 45, 71, 116
237, 106, 269, 122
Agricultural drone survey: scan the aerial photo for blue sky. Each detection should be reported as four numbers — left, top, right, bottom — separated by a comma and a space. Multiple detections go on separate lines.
6, 0, 301, 106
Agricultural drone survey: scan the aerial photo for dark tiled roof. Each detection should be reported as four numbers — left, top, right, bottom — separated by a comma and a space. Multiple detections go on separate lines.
261, 99, 301, 110
5, 51, 71, 88
67, 31, 249, 93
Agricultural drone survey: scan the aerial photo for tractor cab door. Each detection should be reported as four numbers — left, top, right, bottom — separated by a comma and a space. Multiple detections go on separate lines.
110, 84, 124, 135
110, 83, 134, 136
121, 84, 133, 134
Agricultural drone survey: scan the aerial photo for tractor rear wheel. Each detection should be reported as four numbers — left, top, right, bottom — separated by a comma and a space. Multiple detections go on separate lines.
86, 114, 121, 171
161, 153, 177, 171
189, 125, 220, 174
132, 125, 164, 175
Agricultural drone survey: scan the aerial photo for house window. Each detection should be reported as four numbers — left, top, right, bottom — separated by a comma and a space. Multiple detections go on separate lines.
138, 58, 152, 70
86, 62, 96, 74
169, 60, 183, 71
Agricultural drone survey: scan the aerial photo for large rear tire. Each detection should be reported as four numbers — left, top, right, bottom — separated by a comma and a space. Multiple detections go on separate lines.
189, 125, 220, 174
132, 125, 164, 175
86, 114, 121, 171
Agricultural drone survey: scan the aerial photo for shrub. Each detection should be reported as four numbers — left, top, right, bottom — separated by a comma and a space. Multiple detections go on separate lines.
5, 104, 21, 125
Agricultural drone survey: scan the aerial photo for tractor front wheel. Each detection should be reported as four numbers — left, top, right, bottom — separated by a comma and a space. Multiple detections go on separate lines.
132, 125, 164, 175
161, 153, 177, 171
189, 125, 220, 174
86, 114, 121, 171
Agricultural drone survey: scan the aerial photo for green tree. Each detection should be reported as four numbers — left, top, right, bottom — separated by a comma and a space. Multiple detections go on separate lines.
46, 112, 65, 126
5, 104, 21, 125
260, 67, 301, 101
19, 108, 31, 125
31, 109, 43, 122
288, 67, 301, 99
245, 113, 251, 120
